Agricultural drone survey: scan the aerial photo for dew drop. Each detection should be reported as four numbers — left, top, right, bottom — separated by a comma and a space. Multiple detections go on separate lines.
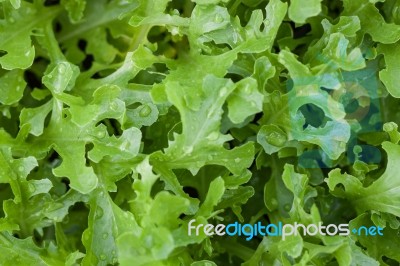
219, 87, 228, 97
8, 17, 15, 23
214, 14, 223, 23
18, 166, 24, 173
171, 27, 179, 35
243, 84, 251, 94
139, 105, 152, 117
102, 233, 108, 239
284, 204, 291, 211
183, 146, 193, 154
206, 131, 219, 141
234, 158, 241, 163
120, 140, 130, 151
233, 31, 239, 44
270, 198, 278, 207
97, 131, 106, 139
99, 254, 106, 261
58, 64, 66, 74
110, 102, 118, 111
95, 207, 104, 219
265, 131, 287, 147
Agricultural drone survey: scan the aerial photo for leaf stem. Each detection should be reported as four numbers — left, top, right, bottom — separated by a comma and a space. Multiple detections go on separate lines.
42, 22, 65, 62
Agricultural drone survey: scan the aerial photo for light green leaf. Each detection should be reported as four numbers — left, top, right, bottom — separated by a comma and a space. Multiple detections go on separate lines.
349, 214, 399, 263
82, 187, 139, 266
289, 0, 322, 24
0, 3, 59, 69
44, 190, 89, 222
342, 0, 400, 43
152, 75, 254, 175
43, 61, 80, 95
0, 69, 26, 105
326, 141, 400, 216
60, 0, 86, 23
227, 77, 263, 124
19, 100, 53, 136
378, 43, 400, 98
0, 232, 65, 265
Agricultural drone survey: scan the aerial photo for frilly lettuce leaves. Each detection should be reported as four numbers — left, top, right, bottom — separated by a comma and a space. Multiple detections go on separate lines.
1, 0, 400, 265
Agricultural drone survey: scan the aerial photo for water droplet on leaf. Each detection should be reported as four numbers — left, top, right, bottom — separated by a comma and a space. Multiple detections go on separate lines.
265, 131, 287, 147
58, 64, 66, 74
243, 84, 251, 94
97, 131, 106, 139
102, 233, 108, 239
214, 14, 223, 23
139, 105, 152, 117
99, 254, 106, 261
206, 131, 219, 141
270, 198, 278, 207
95, 207, 104, 219
110, 102, 118, 111
183, 146, 193, 154
219, 87, 228, 97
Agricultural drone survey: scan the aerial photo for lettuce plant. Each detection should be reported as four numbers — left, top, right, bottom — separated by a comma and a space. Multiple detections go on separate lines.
1, 0, 400, 265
